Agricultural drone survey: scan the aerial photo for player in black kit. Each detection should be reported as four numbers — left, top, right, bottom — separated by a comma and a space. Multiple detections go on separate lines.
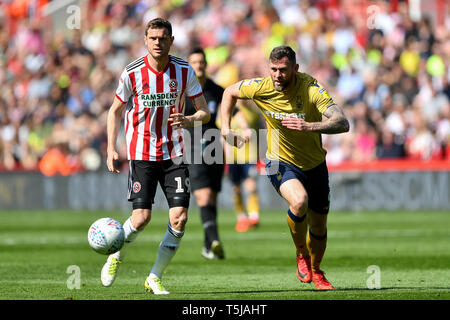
184, 47, 227, 259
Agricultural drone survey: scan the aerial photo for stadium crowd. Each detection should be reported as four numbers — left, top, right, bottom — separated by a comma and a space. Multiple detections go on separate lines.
0, 0, 449, 175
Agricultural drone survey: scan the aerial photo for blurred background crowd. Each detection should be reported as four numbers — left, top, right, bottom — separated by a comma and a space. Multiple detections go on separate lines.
0, 0, 449, 175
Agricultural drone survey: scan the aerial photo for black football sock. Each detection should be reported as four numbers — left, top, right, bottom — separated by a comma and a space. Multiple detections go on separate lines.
200, 205, 219, 250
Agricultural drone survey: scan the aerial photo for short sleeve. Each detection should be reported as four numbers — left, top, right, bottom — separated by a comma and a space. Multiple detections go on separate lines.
186, 66, 203, 99
238, 78, 263, 100
309, 80, 336, 114
115, 69, 133, 103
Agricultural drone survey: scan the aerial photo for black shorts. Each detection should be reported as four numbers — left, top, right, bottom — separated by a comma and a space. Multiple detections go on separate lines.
266, 160, 330, 214
127, 158, 190, 210
228, 163, 258, 185
188, 163, 224, 192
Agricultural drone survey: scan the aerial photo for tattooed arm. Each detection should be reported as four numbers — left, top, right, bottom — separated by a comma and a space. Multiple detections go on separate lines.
281, 104, 350, 134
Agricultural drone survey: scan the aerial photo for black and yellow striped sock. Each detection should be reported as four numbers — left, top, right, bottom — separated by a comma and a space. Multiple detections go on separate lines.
286, 209, 308, 257
307, 229, 327, 272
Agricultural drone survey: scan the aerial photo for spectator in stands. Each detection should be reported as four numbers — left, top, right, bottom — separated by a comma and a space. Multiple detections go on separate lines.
406, 110, 441, 160
376, 127, 406, 159
39, 141, 80, 176
0, 0, 450, 172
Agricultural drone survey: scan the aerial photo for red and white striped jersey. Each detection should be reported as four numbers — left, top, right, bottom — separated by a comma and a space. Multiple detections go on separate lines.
115, 55, 203, 161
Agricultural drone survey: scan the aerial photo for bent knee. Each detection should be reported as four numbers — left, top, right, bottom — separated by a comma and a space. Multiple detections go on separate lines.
290, 194, 309, 215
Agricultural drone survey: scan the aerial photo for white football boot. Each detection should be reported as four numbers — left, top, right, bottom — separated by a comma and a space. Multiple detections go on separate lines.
144, 276, 170, 295
201, 240, 225, 260
101, 255, 122, 287
201, 247, 217, 260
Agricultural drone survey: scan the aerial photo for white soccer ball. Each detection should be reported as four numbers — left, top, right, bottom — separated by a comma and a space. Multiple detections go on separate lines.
88, 218, 125, 255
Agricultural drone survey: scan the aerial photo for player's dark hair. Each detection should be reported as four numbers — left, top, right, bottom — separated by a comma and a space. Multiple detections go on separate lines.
145, 18, 172, 36
189, 47, 206, 59
269, 45, 296, 65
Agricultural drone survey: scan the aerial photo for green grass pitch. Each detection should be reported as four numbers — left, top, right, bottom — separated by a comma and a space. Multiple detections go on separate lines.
0, 209, 449, 300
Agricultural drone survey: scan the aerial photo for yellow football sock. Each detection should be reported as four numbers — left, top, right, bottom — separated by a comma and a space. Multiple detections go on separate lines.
247, 192, 259, 218
286, 209, 308, 257
233, 191, 245, 216
307, 230, 327, 272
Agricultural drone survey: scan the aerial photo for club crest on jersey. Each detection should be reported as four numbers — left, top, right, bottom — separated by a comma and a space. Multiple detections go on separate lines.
242, 78, 262, 86
169, 79, 178, 90
317, 82, 331, 99
133, 181, 141, 193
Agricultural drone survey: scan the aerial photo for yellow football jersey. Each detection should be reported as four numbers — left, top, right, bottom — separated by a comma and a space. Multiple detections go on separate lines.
238, 72, 336, 170
227, 102, 260, 164
216, 102, 261, 164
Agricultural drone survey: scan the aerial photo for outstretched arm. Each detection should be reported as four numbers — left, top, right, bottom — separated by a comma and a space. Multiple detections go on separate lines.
232, 109, 252, 141
281, 104, 349, 134
220, 81, 241, 132
220, 81, 248, 148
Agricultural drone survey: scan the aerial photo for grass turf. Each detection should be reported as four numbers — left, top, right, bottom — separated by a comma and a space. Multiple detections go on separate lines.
0, 209, 449, 300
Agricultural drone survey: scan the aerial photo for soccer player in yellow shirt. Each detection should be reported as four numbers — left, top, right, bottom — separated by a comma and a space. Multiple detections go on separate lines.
220, 46, 349, 290
224, 102, 261, 232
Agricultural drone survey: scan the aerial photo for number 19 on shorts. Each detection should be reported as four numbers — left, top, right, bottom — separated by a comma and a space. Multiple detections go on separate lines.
175, 177, 190, 193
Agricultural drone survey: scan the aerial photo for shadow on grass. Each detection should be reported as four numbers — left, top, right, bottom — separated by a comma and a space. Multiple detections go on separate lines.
176, 286, 450, 295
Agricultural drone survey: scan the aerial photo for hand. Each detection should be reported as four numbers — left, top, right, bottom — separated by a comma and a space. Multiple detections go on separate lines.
107, 149, 120, 173
221, 128, 248, 149
168, 113, 192, 128
241, 128, 253, 141
281, 117, 312, 132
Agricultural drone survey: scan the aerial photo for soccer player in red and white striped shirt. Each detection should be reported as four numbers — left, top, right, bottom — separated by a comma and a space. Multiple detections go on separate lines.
103, 18, 210, 295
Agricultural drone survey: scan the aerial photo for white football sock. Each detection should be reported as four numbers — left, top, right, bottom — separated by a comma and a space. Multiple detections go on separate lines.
112, 217, 139, 260
149, 223, 184, 279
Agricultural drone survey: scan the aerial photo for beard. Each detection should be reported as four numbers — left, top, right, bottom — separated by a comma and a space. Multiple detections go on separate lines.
272, 78, 288, 91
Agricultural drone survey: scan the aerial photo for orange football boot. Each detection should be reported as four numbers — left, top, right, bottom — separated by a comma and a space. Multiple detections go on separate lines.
312, 270, 334, 290
296, 255, 312, 283
235, 215, 249, 233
